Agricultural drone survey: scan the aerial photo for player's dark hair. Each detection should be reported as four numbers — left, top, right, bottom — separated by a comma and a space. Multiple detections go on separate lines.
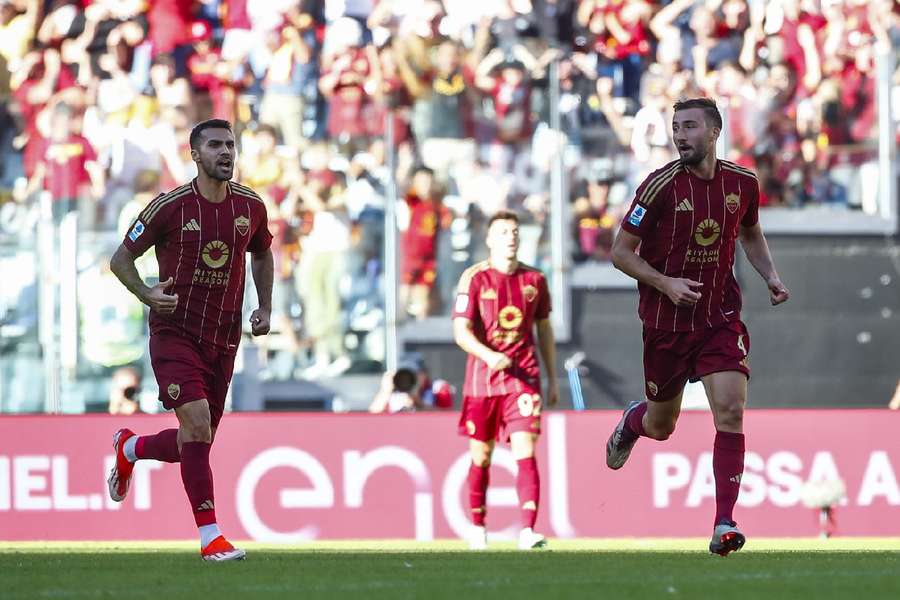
412, 164, 434, 177
673, 97, 722, 130
488, 210, 520, 229
189, 119, 233, 151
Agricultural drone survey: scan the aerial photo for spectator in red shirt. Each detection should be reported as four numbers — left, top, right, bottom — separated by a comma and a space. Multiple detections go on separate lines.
319, 17, 370, 153
399, 165, 450, 320
24, 102, 105, 225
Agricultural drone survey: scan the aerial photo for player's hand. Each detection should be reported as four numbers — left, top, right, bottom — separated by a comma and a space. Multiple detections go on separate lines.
143, 277, 178, 314
484, 351, 512, 371
767, 276, 790, 306
250, 308, 271, 336
663, 277, 703, 307
546, 380, 560, 408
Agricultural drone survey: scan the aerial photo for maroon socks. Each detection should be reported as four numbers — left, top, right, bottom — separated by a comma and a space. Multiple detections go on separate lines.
516, 457, 540, 530
624, 401, 648, 440
135, 429, 181, 463
713, 431, 745, 525
467, 462, 489, 526
180, 441, 216, 527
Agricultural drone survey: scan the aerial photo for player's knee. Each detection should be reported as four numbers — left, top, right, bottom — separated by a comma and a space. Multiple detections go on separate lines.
646, 420, 676, 441
181, 420, 212, 442
715, 401, 744, 430
473, 458, 491, 468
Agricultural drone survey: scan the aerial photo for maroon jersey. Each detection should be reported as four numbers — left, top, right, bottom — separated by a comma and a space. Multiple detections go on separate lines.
620, 159, 759, 332
453, 261, 551, 397
123, 179, 273, 353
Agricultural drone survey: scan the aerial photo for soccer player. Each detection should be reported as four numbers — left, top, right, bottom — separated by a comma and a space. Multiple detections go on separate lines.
605, 98, 790, 556
452, 211, 559, 550
107, 119, 273, 561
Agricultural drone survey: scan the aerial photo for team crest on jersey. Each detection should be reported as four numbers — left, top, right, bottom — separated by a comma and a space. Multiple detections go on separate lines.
647, 381, 658, 397
167, 383, 181, 400
523, 285, 538, 302
234, 215, 250, 236
480, 288, 497, 300
725, 193, 740, 214
202, 240, 230, 268
498, 306, 524, 330
694, 219, 721, 247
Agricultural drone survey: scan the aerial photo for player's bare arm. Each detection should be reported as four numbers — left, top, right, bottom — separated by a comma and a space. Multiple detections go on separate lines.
453, 317, 511, 370
535, 318, 559, 407
249, 248, 274, 336
738, 222, 790, 306
109, 244, 178, 314
611, 229, 703, 307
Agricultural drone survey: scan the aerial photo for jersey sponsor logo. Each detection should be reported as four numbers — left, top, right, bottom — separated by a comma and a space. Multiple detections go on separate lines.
128, 220, 145, 242
493, 306, 524, 344
522, 285, 538, 302
480, 288, 497, 300
627, 204, 647, 227
167, 383, 180, 400
694, 218, 721, 246
498, 306, 523, 329
675, 198, 694, 212
234, 215, 250, 236
182, 218, 201, 232
455, 294, 469, 313
725, 193, 740, 214
196, 499, 215, 511
685, 247, 720, 264
201, 240, 230, 269
647, 381, 658, 397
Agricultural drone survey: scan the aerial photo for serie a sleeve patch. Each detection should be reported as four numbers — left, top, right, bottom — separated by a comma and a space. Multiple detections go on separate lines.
627, 205, 646, 227
455, 294, 469, 313
128, 220, 145, 242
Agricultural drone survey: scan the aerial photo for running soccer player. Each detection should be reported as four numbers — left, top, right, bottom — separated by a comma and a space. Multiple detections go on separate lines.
107, 119, 273, 561
453, 210, 559, 550
605, 98, 789, 556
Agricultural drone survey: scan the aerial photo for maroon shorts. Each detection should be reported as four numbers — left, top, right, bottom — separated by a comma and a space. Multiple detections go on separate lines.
149, 331, 236, 429
458, 390, 542, 442
642, 320, 750, 401
401, 258, 437, 287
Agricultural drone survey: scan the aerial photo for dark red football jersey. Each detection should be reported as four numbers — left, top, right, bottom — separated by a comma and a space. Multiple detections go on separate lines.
453, 261, 551, 397
619, 159, 759, 332
123, 179, 273, 353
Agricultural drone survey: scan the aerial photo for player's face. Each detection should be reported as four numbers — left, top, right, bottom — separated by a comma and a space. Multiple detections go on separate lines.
193, 128, 236, 181
487, 219, 519, 260
672, 108, 718, 166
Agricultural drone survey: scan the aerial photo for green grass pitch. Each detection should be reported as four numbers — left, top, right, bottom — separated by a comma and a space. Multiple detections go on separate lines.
2, 539, 899, 599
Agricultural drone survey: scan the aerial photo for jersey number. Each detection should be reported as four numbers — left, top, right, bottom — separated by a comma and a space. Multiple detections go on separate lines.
517, 393, 542, 417
737, 335, 747, 356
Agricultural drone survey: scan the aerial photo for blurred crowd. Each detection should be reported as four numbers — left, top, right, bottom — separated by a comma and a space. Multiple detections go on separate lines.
0, 0, 897, 383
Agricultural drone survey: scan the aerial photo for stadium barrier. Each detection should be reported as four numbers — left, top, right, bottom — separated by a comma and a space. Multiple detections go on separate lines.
1, 410, 898, 541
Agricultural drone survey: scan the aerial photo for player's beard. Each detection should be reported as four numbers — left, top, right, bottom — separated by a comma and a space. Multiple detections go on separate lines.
679, 142, 708, 166
202, 158, 234, 181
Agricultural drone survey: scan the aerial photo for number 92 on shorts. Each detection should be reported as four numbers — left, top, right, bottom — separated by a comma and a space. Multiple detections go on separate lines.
457, 390, 542, 442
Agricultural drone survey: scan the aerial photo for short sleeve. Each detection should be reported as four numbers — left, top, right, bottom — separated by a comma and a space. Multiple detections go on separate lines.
248, 203, 273, 253
740, 176, 760, 227
122, 197, 166, 257
535, 275, 551, 320
619, 172, 669, 237
453, 271, 479, 321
